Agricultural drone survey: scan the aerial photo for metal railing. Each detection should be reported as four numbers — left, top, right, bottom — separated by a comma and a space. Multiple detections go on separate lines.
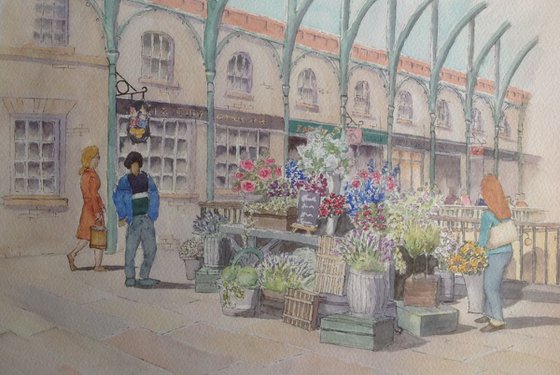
434, 214, 560, 286
199, 200, 558, 286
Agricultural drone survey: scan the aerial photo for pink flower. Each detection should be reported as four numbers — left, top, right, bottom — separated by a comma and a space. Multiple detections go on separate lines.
240, 160, 255, 172
274, 166, 282, 178
359, 170, 369, 179
240, 180, 256, 193
264, 158, 276, 165
351, 179, 361, 189
232, 185, 241, 193
257, 167, 272, 181
233, 172, 245, 180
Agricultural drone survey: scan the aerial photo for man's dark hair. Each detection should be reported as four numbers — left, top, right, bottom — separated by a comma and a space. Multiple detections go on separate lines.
124, 151, 143, 169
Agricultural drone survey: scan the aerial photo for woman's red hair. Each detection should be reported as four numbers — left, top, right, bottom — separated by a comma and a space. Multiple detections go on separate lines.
481, 174, 512, 220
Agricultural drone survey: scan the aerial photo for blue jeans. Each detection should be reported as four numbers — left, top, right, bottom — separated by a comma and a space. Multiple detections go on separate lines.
483, 251, 512, 322
125, 215, 157, 279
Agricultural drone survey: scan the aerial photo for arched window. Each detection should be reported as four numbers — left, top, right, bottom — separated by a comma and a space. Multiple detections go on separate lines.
297, 69, 318, 106
436, 99, 451, 128
499, 117, 511, 138
354, 81, 371, 115
397, 91, 413, 123
472, 108, 484, 134
227, 52, 252, 93
141, 32, 174, 82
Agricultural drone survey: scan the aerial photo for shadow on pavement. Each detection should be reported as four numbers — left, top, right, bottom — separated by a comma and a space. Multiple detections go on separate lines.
76, 265, 124, 272
386, 331, 427, 351
136, 281, 194, 290
505, 316, 560, 329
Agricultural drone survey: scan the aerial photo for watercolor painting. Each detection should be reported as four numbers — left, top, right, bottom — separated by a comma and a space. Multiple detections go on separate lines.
1, 0, 560, 374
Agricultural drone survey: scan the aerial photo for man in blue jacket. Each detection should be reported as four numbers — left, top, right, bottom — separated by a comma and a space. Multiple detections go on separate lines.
113, 151, 160, 288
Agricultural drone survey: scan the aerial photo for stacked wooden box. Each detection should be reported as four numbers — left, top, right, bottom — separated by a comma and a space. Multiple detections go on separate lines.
320, 314, 395, 351
195, 267, 222, 293
249, 207, 297, 231
282, 289, 322, 331
314, 236, 347, 296
260, 288, 285, 318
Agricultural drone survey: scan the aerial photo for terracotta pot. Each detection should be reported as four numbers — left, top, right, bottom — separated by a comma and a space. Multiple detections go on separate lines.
183, 257, 203, 280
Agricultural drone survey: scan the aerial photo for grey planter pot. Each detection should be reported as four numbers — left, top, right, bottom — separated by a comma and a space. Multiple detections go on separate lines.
183, 257, 203, 280
347, 268, 388, 318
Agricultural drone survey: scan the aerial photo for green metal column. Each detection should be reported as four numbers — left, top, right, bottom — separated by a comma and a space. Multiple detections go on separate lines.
464, 22, 510, 196
103, 0, 121, 254
491, 37, 538, 177
428, 3, 487, 188
386, 0, 434, 169
204, 0, 229, 201
493, 40, 501, 175
465, 20, 475, 197
282, 0, 314, 164
429, 0, 439, 188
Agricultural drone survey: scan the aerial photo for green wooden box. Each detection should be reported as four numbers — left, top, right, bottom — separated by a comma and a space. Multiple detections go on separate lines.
195, 267, 222, 293
396, 301, 458, 337
320, 314, 394, 351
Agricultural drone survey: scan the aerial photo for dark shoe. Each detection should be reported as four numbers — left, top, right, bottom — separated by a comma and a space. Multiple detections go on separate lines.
480, 323, 506, 333
125, 278, 136, 287
474, 316, 490, 324
66, 253, 77, 271
138, 278, 159, 287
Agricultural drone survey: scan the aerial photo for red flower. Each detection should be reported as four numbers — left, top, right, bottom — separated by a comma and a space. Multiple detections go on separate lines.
240, 159, 255, 172
240, 180, 256, 193
274, 166, 282, 178
264, 158, 276, 165
257, 167, 272, 181
359, 170, 369, 179
233, 172, 245, 180
351, 179, 361, 189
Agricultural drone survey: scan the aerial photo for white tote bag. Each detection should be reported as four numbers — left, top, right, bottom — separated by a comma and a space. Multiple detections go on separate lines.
486, 220, 517, 249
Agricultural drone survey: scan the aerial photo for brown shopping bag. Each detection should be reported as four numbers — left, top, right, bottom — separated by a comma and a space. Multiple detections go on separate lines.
90, 216, 107, 250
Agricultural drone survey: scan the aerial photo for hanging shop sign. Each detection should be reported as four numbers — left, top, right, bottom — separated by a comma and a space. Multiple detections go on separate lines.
346, 127, 363, 145
127, 100, 151, 144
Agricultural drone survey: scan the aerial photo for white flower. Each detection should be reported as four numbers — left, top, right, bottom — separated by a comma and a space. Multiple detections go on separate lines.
325, 154, 339, 171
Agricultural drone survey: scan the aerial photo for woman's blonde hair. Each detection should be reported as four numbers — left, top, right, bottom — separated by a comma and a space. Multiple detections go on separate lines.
79, 145, 99, 175
481, 174, 511, 220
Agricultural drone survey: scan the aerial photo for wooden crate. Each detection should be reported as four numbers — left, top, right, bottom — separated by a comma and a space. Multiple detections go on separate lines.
282, 289, 322, 331
259, 288, 285, 318
404, 275, 439, 308
195, 267, 222, 293
320, 313, 394, 351
314, 253, 347, 295
396, 301, 458, 337
318, 235, 337, 255
250, 207, 297, 231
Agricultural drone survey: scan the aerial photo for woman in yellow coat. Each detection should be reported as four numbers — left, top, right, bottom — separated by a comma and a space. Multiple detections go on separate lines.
66, 146, 106, 272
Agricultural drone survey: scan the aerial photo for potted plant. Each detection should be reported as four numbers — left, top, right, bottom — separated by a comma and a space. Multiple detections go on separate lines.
402, 222, 441, 307
256, 253, 315, 317
219, 265, 260, 317
433, 228, 461, 302
319, 193, 347, 236
448, 241, 488, 313
178, 236, 204, 280
336, 229, 395, 317
193, 211, 229, 268
231, 155, 283, 201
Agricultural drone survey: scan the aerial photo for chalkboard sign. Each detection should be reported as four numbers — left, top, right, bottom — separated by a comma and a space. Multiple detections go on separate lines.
295, 191, 321, 227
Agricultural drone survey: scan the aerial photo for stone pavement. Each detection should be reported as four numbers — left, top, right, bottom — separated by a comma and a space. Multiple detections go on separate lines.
0, 249, 559, 375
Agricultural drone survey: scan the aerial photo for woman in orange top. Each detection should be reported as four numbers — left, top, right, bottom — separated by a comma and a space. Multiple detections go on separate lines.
66, 145, 106, 272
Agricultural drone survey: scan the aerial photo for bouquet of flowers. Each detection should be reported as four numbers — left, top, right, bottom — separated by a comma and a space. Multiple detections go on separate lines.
319, 193, 347, 218
353, 203, 387, 232
296, 130, 350, 175
336, 229, 395, 272
433, 228, 462, 271
448, 241, 488, 275
232, 156, 283, 194
179, 236, 204, 259
344, 163, 399, 217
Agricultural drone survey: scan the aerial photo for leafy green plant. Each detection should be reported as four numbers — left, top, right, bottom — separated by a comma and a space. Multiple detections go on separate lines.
403, 222, 441, 275
220, 265, 259, 308
256, 253, 314, 293
336, 230, 395, 273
